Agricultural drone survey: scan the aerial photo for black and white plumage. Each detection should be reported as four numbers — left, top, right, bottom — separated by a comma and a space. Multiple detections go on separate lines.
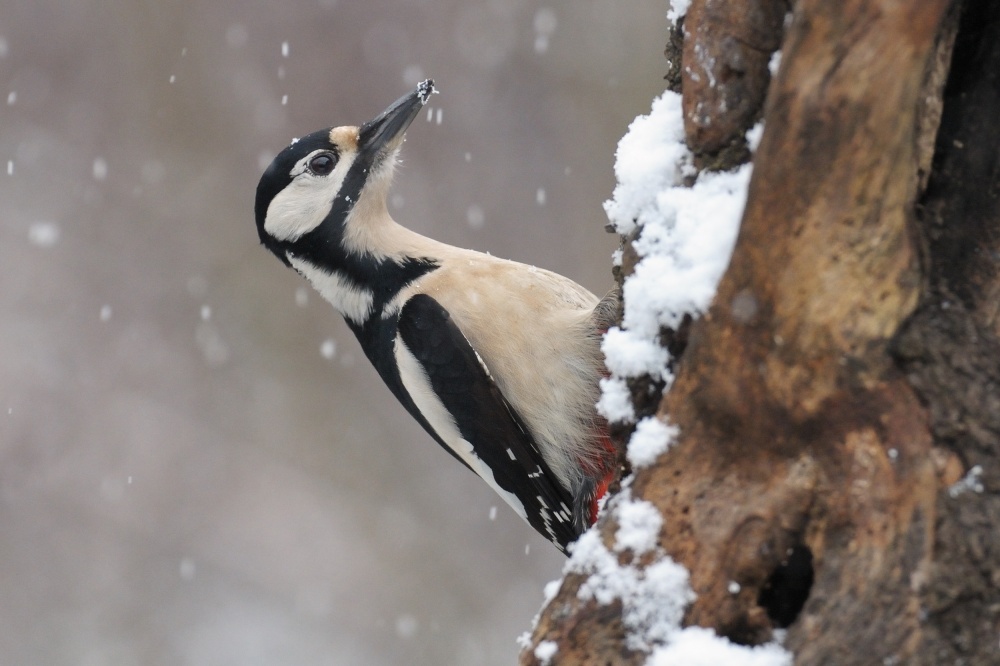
254, 80, 616, 552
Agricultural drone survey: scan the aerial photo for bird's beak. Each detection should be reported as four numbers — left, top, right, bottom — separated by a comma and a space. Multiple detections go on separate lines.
358, 79, 436, 158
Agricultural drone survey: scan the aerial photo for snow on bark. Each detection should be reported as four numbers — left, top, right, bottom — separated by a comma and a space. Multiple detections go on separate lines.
555, 80, 792, 664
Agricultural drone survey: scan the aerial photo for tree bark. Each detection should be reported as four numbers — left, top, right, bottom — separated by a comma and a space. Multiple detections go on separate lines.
522, 0, 999, 664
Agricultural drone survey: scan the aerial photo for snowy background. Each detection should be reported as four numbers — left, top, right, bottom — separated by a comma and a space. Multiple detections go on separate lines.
0, 1, 668, 664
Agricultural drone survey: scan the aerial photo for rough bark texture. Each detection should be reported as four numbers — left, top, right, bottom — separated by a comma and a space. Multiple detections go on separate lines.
523, 0, 999, 664
894, 0, 1000, 660
682, 0, 787, 164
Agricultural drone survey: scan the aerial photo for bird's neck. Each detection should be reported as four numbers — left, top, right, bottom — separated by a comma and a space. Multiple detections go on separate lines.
292, 209, 445, 326
342, 206, 452, 264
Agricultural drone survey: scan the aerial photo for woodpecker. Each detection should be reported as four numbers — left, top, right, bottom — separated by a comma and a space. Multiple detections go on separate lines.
254, 80, 618, 552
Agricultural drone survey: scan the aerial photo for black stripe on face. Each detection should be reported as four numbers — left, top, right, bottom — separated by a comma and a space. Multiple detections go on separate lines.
261, 128, 437, 318
255, 129, 340, 263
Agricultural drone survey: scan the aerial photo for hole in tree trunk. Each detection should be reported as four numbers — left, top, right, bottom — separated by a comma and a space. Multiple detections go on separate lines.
757, 544, 814, 628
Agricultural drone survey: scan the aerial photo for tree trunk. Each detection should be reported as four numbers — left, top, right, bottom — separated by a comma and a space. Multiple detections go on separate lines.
522, 0, 999, 664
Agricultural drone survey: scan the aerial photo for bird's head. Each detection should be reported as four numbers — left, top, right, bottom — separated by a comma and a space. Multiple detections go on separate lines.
254, 80, 436, 267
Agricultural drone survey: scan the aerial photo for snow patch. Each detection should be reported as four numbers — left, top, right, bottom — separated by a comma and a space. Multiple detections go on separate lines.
614, 498, 662, 555
569, 525, 692, 652
769, 50, 782, 77
603, 93, 691, 238
628, 416, 677, 468
647, 626, 792, 666
602, 327, 671, 382
746, 123, 765, 152
599, 90, 750, 425
667, 1, 691, 24
543, 578, 561, 605
534, 640, 558, 664
622, 161, 750, 335
596, 376, 635, 424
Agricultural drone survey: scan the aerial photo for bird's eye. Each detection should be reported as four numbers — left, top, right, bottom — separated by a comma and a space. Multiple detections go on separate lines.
308, 153, 335, 176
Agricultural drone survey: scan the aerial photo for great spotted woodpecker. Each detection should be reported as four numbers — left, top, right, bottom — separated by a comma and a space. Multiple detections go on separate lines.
254, 80, 617, 552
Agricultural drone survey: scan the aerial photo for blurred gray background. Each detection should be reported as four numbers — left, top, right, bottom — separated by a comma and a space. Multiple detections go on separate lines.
0, 1, 667, 664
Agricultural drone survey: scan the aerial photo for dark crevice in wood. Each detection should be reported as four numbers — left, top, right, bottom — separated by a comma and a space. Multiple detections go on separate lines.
757, 544, 814, 628
918, 0, 1000, 317
894, 1, 1000, 663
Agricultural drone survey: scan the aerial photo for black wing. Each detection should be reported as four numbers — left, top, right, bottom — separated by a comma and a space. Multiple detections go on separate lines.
397, 293, 580, 551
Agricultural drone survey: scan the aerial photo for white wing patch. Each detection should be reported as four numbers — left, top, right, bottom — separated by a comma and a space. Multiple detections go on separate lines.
264, 149, 356, 242
289, 255, 373, 325
393, 335, 528, 522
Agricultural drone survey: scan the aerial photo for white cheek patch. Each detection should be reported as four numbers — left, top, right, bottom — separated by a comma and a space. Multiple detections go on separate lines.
288, 255, 374, 325
394, 336, 528, 522
264, 150, 357, 242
